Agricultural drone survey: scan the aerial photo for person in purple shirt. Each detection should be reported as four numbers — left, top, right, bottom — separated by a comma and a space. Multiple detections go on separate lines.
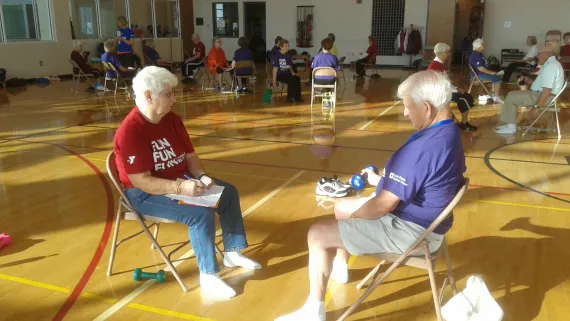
272, 39, 303, 103
268, 36, 283, 63
275, 70, 466, 321
231, 37, 256, 91
101, 39, 135, 79
311, 38, 340, 85
468, 38, 503, 103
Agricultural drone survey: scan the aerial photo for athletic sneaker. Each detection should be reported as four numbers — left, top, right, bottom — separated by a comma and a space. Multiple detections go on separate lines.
316, 177, 349, 198
331, 175, 351, 189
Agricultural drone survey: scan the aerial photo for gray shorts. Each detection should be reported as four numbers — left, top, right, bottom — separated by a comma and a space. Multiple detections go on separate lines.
338, 214, 444, 256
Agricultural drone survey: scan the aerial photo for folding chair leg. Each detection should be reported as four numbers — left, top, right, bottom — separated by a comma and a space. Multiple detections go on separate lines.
442, 240, 457, 295
114, 80, 118, 97
467, 81, 474, 94
106, 204, 123, 276
151, 223, 159, 250
523, 105, 552, 137
425, 244, 443, 321
554, 104, 562, 140
356, 260, 386, 289
135, 216, 189, 292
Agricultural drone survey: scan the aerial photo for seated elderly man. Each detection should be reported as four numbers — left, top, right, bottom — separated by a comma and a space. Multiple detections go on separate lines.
495, 41, 565, 134
429, 42, 477, 131
114, 66, 261, 299
275, 70, 466, 321
142, 39, 173, 70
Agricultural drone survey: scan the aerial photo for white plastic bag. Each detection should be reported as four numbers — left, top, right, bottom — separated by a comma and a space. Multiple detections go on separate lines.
441, 275, 503, 321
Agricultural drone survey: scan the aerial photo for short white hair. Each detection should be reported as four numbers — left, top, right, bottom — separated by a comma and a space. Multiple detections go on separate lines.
472, 38, 484, 50
133, 66, 178, 108
73, 40, 83, 49
434, 43, 450, 55
397, 70, 452, 111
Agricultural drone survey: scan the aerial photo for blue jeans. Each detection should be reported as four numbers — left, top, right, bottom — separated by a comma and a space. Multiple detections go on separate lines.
125, 178, 248, 274
473, 72, 502, 83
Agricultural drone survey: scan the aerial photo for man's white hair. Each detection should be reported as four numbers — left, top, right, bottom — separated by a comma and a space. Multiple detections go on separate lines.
434, 43, 450, 55
397, 70, 452, 111
73, 40, 83, 50
472, 38, 484, 51
133, 66, 178, 110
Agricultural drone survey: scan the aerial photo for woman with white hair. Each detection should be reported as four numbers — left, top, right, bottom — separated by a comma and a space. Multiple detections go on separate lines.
502, 36, 538, 82
429, 43, 477, 131
468, 38, 503, 103
113, 66, 261, 299
70, 40, 101, 78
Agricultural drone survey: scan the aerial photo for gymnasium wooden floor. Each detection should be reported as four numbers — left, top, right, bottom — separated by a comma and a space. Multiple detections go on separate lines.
1, 68, 570, 321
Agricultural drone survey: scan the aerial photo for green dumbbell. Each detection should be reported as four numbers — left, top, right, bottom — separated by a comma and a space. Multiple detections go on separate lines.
133, 268, 166, 283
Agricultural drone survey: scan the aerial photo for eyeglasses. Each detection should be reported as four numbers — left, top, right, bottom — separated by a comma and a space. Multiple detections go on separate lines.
538, 51, 551, 56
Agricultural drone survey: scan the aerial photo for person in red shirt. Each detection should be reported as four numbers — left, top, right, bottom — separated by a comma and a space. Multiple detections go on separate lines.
354, 35, 378, 78
428, 43, 477, 131
560, 33, 570, 70
114, 66, 260, 299
207, 36, 231, 89
182, 33, 206, 80
70, 41, 101, 78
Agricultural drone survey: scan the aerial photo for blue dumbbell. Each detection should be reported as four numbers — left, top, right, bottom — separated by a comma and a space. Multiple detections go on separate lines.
350, 165, 379, 191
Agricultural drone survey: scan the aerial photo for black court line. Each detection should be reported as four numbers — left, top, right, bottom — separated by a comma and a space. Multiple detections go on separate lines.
79, 123, 569, 167
485, 142, 570, 204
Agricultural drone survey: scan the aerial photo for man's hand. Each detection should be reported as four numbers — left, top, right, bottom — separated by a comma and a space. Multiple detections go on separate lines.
199, 175, 216, 189
362, 168, 381, 187
291, 71, 297, 77
179, 180, 206, 196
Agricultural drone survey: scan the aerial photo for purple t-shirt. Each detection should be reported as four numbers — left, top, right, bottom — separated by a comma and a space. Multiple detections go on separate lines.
469, 51, 486, 74
102, 52, 120, 78
375, 121, 466, 234
272, 52, 293, 76
312, 53, 340, 80
233, 48, 254, 75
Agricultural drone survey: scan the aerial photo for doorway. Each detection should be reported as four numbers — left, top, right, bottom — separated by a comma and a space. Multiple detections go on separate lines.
244, 2, 266, 62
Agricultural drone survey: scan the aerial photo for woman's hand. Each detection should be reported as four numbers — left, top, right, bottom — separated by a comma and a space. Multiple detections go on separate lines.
199, 175, 216, 189
179, 180, 206, 196
361, 168, 381, 187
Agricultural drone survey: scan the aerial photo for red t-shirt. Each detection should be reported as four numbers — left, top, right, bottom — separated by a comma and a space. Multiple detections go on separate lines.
365, 44, 378, 62
427, 59, 447, 72
193, 41, 206, 61
560, 45, 570, 69
114, 107, 195, 188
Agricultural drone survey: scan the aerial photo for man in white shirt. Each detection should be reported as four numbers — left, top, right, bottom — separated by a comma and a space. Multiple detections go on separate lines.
495, 42, 565, 134
503, 36, 539, 83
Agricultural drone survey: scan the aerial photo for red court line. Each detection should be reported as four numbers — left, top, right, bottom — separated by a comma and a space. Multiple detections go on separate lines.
45, 144, 114, 321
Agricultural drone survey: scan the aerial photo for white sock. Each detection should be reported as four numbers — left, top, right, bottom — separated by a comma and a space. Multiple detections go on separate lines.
506, 123, 516, 129
223, 251, 262, 270
199, 273, 236, 299
330, 257, 349, 284
274, 298, 325, 321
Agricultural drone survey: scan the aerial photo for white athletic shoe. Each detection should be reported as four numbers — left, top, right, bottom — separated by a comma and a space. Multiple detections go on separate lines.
316, 177, 349, 198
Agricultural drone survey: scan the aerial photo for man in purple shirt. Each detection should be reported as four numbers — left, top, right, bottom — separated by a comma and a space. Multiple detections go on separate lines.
311, 38, 340, 85
275, 70, 466, 321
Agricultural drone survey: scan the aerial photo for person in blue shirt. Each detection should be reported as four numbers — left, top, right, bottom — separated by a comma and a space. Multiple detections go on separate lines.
101, 39, 135, 79
142, 39, 173, 70
115, 16, 141, 69
231, 37, 255, 92
267, 36, 283, 63
272, 39, 303, 103
468, 38, 503, 103
275, 70, 466, 321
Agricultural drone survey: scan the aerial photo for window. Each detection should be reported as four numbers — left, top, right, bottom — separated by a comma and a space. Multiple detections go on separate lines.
128, 0, 152, 38
1, 0, 53, 41
154, 0, 179, 38
212, 2, 238, 38
371, 0, 405, 56
69, 0, 99, 39
99, 0, 126, 39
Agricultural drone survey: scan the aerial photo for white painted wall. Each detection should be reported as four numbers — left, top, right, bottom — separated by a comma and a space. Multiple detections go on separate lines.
482, 0, 570, 59
193, 0, 428, 66
0, 0, 182, 79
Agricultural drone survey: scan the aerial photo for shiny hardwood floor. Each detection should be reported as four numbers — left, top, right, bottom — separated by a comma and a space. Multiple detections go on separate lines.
1, 67, 570, 321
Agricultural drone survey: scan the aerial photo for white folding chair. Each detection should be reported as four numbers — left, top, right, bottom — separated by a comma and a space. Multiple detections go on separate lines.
467, 64, 494, 97
337, 178, 470, 321
231, 60, 256, 93
106, 152, 224, 292
69, 59, 94, 92
522, 81, 567, 140
101, 62, 132, 97
310, 67, 337, 113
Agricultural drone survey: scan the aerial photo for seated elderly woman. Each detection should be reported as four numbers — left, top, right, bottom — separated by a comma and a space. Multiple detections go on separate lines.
207, 36, 232, 89
272, 39, 303, 103
469, 38, 503, 103
142, 39, 173, 70
101, 39, 136, 79
502, 36, 538, 83
231, 37, 256, 92
114, 66, 261, 298
70, 41, 101, 78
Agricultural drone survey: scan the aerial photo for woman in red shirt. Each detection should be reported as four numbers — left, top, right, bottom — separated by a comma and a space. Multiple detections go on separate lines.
560, 33, 570, 70
354, 35, 378, 78
207, 36, 231, 89
114, 66, 260, 299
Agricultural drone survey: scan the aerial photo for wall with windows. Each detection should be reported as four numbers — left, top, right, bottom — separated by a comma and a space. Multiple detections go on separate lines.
193, 0, 428, 66
0, 0, 182, 78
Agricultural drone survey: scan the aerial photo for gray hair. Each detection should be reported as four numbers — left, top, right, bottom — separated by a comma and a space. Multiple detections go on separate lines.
434, 43, 450, 55
472, 38, 484, 51
103, 39, 116, 52
397, 70, 452, 111
133, 66, 178, 109
212, 36, 221, 46
73, 40, 83, 50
